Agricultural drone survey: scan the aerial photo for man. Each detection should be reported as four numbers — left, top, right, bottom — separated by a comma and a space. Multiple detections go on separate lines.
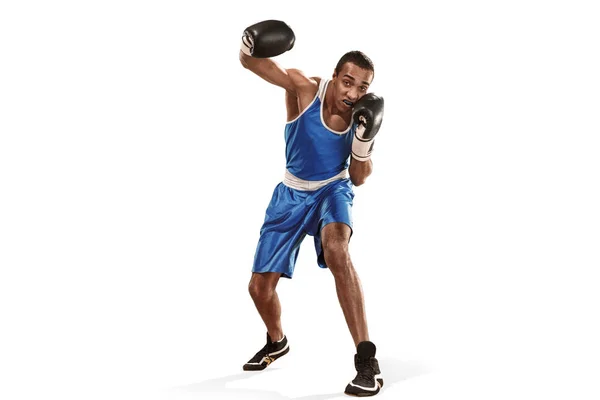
239, 20, 385, 396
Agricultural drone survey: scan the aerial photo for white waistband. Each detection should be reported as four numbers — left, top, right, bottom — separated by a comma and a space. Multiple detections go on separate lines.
283, 169, 347, 191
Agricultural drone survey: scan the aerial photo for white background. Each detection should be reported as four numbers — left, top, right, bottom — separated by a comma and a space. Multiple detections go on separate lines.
1, 1, 599, 399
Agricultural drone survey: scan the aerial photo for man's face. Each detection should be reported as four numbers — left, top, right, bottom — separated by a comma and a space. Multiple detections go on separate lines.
332, 62, 374, 111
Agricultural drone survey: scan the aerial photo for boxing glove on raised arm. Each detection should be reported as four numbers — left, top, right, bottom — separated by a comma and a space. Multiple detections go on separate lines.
240, 20, 295, 58
351, 93, 384, 161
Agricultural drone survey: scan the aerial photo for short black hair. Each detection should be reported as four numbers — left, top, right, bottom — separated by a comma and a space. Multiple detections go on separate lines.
335, 51, 375, 76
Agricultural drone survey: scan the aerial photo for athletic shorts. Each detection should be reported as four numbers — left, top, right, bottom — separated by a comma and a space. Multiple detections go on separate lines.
252, 178, 354, 278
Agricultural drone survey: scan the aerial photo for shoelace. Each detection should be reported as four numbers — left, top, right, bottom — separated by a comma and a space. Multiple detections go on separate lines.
249, 343, 270, 363
356, 357, 376, 382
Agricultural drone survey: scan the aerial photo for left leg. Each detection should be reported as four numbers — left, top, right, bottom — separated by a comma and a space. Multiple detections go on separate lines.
321, 222, 369, 347
310, 181, 383, 395
321, 222, 384, 396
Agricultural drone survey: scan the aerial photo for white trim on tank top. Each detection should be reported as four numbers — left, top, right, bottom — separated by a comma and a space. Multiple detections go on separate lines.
284, 79, 352, 136
285, 81, 320, 124
319, 80, 351, 136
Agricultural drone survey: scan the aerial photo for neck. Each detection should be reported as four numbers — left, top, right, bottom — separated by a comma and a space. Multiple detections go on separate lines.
325, 81, 352, 120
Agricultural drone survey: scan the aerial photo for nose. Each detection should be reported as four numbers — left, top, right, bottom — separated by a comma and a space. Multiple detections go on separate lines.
347, 87, 358, 101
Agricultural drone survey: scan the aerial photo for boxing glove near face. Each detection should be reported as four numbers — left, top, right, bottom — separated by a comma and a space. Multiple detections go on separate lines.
351, 93, 384, 161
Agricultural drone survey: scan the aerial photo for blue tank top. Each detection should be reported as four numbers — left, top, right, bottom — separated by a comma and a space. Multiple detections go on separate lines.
284, 79, 355, 181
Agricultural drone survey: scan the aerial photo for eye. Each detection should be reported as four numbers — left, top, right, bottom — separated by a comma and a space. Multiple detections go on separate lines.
360, 86, 367, 92
343, 81, 350, 86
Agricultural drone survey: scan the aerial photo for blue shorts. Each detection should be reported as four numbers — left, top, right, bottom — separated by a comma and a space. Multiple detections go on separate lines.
252, 178, 354, 279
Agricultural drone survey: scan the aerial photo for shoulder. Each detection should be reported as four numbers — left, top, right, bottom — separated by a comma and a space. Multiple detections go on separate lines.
286, 69, 318, 93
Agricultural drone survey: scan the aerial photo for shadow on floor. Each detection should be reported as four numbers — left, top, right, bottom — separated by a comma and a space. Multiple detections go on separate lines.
164, 357, 428, 399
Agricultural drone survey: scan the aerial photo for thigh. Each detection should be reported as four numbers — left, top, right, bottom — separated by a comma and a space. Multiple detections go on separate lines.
305, 179, 354, 236
253, 184, 308, 279
308, 179, 355, 268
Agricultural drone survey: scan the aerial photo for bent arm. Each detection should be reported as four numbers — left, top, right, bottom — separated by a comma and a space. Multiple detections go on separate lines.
349, 157, 373, 186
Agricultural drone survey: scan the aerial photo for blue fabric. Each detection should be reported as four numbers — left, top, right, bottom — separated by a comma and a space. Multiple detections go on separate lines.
284, 96, 355, 181
252, 179, 354, 278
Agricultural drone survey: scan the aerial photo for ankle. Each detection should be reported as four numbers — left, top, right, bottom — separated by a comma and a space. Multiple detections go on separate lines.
269, 332, 285, 342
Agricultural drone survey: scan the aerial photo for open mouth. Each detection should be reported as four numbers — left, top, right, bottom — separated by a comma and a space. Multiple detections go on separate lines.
342, 99, 354, 107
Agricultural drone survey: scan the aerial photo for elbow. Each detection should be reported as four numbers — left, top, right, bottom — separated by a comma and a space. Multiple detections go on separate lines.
351, 176, 367, 187
239, 51, 249, 69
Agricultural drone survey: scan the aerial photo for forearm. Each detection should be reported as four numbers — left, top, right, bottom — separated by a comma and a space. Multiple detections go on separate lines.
240, 52, 293, 89
240, 51, 275, 74
349, 158, 373, 186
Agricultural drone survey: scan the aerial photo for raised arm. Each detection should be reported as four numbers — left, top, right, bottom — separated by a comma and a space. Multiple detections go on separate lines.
239, 20, 316, 97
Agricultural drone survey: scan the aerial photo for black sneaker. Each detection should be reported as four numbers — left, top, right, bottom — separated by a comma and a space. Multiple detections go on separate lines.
243, 333, 289, 371
344, 341, 384, 397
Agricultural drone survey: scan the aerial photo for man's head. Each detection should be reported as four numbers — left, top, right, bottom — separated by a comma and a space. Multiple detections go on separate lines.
332, 51, 375, 111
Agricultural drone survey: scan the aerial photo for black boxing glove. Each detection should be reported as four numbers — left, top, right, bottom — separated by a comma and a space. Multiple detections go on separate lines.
351, 93, 384, 161
240, 20, 295, 58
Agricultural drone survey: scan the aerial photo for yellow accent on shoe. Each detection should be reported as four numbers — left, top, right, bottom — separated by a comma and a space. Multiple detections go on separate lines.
264, 356, 275, 365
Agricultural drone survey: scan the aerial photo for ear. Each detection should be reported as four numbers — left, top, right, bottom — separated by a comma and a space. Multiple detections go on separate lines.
332, 68, 337, 80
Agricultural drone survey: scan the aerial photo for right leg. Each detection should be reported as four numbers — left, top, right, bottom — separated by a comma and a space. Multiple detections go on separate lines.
244, 183, 307, 370
248, 272, 283, 342
243, 273, 290, 371
250, 183, 308, 336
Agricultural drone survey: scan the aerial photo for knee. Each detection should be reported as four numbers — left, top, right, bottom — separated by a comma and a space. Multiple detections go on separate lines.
248, 277, 275, 302
323, 239, 351, 275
